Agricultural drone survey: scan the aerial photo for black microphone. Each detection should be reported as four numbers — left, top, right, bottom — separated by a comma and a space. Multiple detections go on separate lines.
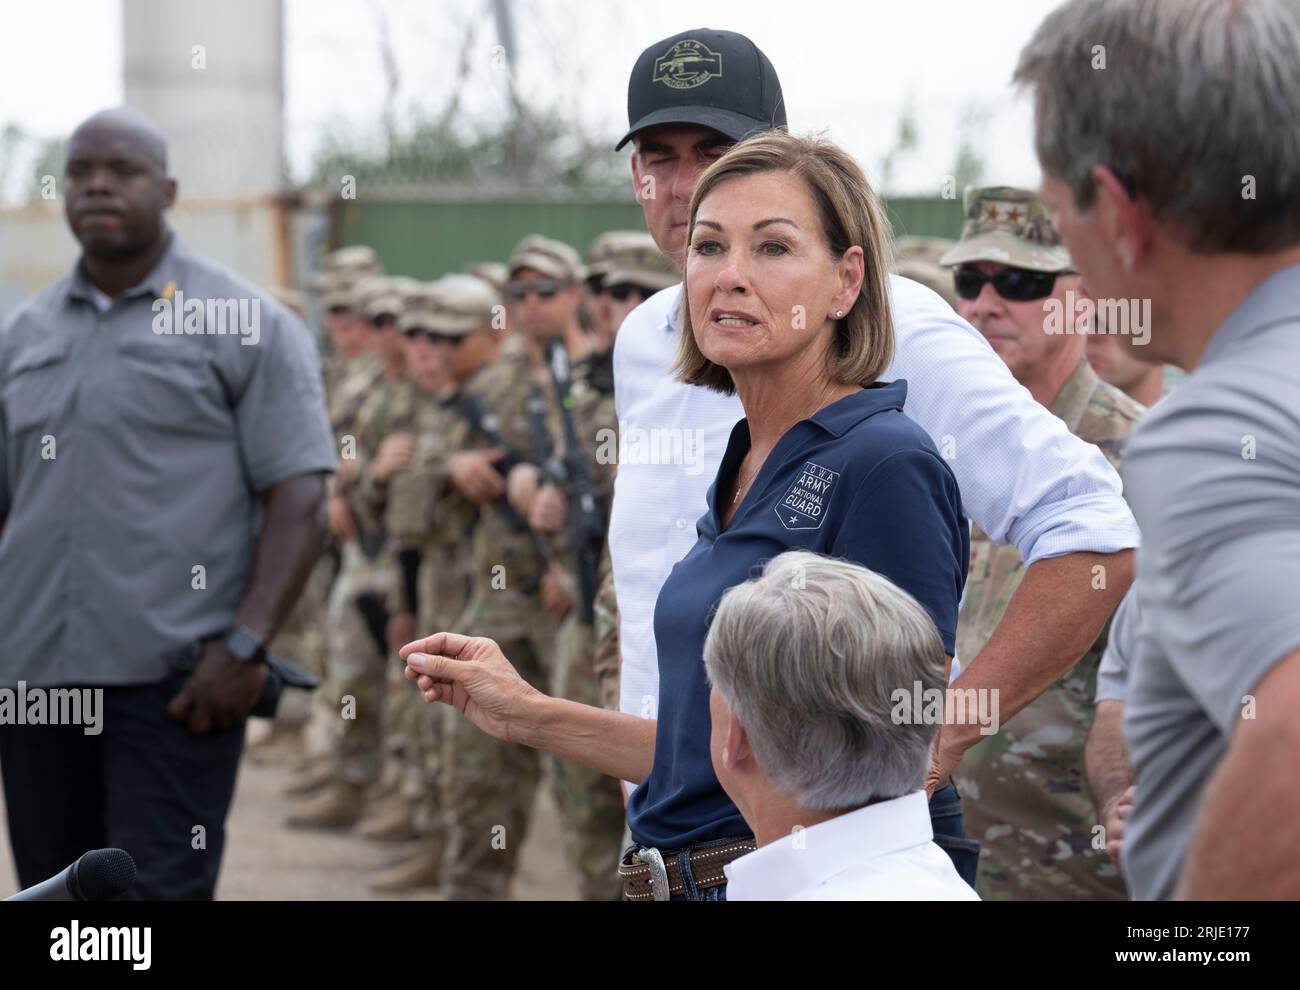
4, 848, 137, 901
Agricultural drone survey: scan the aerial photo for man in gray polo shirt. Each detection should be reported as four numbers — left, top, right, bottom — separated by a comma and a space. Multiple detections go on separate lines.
1018, 0, 1300, 899
0, 108, 336, 898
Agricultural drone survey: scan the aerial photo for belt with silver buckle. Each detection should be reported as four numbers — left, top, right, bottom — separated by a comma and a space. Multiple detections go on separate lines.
618, 838, 756, 901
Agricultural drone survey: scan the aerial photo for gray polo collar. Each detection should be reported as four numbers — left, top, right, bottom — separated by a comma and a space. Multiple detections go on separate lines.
1201, 260, 1300, 367
65, 230, 187, 307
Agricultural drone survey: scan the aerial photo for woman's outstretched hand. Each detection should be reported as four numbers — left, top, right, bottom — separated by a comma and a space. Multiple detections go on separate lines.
400, 632, 545, 745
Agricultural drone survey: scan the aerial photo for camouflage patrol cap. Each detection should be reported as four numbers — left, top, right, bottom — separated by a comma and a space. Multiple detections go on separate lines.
309, 245, 384, 292
893, 236, 959, 307
585, 230, 645, 278
602, 232, 678, 292
367, 276, 421, 320
424, 274, 501, 336
398, 282, 442, 334
318, 273, 358, 311
939, 186, 1073, 273
464, 261, 508, 295
353, 275, 407, 320
508, 235, 585, 283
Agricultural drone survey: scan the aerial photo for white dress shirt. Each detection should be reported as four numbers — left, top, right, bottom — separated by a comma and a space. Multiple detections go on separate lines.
723, 791, 981, 900
609, 276, 1140, 722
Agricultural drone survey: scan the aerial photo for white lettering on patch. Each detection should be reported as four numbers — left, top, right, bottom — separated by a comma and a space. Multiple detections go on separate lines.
775, 461, 840, 531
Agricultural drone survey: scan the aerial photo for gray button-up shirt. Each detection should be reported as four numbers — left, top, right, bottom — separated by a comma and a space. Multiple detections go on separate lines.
0, 233, 337, 687
1122, 261, 1300, 900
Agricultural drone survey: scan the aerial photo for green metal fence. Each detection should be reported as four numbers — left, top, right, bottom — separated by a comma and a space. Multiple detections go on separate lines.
334, 193, 963, 277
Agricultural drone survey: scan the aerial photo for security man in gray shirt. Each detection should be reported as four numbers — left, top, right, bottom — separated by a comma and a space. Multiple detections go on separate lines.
0, 108, 336, 899
1017, 0, 1300, 899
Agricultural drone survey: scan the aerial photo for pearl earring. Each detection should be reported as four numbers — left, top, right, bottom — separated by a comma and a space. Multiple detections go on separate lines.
835, 309, 844, 318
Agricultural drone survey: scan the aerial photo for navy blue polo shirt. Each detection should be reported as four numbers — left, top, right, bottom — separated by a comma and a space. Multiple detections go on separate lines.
627, 380, 969, 850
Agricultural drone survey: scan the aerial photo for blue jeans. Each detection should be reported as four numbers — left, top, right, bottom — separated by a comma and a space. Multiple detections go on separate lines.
628, 786, 980, 900
928, 781, 981, 890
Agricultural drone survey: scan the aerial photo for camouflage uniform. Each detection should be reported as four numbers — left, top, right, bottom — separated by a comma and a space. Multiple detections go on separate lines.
954, 361, 1143, 899
543, 340, 627, 899
323, 278, 421, 789
591, 548, 620, 713
435, 330, 563, 898
381, 278, 493, 863
942, 187, 1146, 900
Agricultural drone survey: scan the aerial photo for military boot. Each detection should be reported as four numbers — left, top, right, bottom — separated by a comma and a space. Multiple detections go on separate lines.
285, 754, 337, 797
285, 781, 367, 830
358, 793, 418, 842
368, 839, 446, 893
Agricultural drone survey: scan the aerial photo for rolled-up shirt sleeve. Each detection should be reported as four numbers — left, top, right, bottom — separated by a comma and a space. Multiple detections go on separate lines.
233, 305, 338, 491
888, 276, 1141, 565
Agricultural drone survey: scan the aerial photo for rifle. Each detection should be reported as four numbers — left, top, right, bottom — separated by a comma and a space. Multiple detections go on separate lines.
447, 390, 546, 595
533, 339, 606, 625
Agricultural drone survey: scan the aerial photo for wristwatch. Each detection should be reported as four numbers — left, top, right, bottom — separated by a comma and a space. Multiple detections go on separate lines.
224, 625, 268, 664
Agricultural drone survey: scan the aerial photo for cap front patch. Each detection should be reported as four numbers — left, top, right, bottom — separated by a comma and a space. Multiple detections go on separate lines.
653, 40, 723, 89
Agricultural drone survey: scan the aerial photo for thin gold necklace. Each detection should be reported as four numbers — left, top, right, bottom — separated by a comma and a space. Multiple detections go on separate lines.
731, 456, 763, 505
731, 383, 844, 506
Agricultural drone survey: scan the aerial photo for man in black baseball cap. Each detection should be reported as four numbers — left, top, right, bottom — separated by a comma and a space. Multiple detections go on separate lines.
619, 28, 787, 268
615, 28, 786, 151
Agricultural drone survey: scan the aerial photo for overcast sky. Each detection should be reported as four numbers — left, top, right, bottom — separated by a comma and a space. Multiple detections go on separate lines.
0, 0, 1064, 199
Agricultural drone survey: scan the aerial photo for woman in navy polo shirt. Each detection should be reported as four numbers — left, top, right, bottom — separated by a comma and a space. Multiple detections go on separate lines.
402, 131, 971, 900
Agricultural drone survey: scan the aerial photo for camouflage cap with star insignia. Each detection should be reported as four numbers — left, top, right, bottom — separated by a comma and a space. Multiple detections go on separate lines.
939, 186, 1073, 273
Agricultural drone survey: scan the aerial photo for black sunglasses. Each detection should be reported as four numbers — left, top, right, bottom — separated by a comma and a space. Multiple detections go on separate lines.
403, 327, 464, 346
952, 265, 1072, 302
507, 279, 561, 301
584, 274, 606, 294
371, 312, 398, 329
327, 304, 350, 316
606, 282, 652, 303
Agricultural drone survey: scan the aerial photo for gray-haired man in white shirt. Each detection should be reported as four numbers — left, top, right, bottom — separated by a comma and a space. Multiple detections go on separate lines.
709, 552, 977, 901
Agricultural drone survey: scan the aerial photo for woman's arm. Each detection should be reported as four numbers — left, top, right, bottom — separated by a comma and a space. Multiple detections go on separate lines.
401, 632, 655, 784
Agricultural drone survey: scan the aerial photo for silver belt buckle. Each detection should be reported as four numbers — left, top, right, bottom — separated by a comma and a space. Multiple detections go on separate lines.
637, 846, 671, 902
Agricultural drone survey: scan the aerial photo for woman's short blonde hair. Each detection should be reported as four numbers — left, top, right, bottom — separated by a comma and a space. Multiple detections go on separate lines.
674, 131, 895, 394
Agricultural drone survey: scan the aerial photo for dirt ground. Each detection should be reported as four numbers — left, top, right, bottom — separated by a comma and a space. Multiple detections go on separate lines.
0, 722, 581, 901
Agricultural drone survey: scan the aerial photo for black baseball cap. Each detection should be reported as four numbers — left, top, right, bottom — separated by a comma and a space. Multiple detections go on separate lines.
615, 28, 787, 151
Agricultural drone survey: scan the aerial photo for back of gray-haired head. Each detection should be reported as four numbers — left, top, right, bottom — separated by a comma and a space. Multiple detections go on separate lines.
1014, 0, 1300, 253
703, 550, 946, 810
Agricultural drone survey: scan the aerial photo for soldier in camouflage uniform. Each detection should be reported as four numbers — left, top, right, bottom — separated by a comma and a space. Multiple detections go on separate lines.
368, 274, 505, 891
515, 233, 676, 898
287, 274, 422, 829
425, 235, 595, 899
583, 230, 645, 351
254, 249, 384, 768
584, 235, 676, 721
941, 187, 1147, 899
